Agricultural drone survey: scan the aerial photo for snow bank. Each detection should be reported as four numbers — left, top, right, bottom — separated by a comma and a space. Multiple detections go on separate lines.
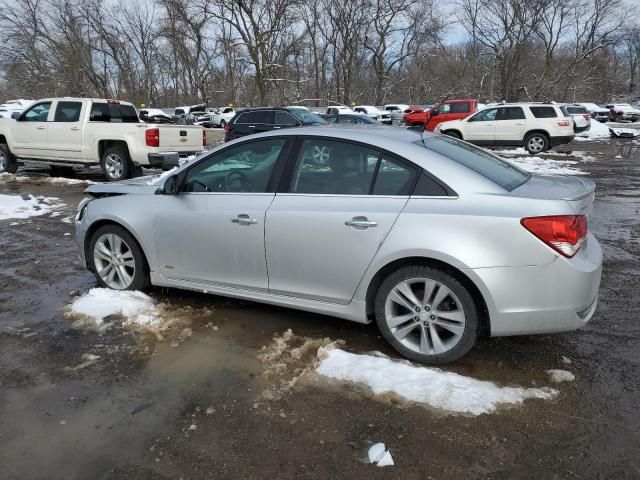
68, 288, 159, 326
574, 120, 609, 140
0, 193, 64, 220
505, 156, 587, 175
316, 349, 557, 415
0, 172, 96, 185
547, 369, 575, 383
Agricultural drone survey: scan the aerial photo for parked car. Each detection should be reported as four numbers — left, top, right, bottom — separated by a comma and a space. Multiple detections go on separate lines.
559, 104, 591, 133
321, 114, 380, 124
209, 107, 236, 128
174, 104, 207, 116
326, 106, 356, 115
384, 104, 410, 124
0, 98, 206, 180
0, 99, 34, 119
139, 108, 173, 124
404, 99, 478, 131
605, 103, 640, 122
577, 103, 610, 123
224, 107, 326, 141
434, 103, 574, 154
75, 126, 602, 364
353, 105, 391, 124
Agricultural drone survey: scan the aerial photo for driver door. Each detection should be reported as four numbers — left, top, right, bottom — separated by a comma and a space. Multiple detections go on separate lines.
462, 108, 497, 144
154, 137, 291, 291
11, 101, 53, 158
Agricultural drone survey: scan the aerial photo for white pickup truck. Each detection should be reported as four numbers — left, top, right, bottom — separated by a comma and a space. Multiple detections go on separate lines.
0, 97, 206, 181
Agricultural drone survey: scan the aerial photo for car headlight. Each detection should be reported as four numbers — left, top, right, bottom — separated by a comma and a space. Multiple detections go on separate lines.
76, 197, 93, 222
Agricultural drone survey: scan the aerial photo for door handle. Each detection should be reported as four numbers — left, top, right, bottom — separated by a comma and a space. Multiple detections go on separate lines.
231, 214, 257, 226
70, 126, 80, 131
345, 216, 378, 229
515, 122, 525, 125
37, 125, 45, 130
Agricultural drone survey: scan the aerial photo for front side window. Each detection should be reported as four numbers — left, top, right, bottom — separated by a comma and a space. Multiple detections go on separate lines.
468, 108, 497, 122
439, 104, 451, 114
275, 111, 298, 126
22, 102, 51, 122
183, 139, 286, 193
449, 102, 471, 113
54, 101, 82, 122
416, 135, 529, 191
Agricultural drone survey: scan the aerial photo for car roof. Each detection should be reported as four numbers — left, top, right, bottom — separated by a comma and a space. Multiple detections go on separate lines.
36, 97, 135, 106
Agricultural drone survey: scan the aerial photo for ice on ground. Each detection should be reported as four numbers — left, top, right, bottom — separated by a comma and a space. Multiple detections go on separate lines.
68, 288, 159, 327
547, 369, 575, 383
316, 348, 557, 415
368, 443, 394, 467
505, 156, 587, 175
574, 120, 610, 140
0, 172, 96, 185
0, 193, 64, 220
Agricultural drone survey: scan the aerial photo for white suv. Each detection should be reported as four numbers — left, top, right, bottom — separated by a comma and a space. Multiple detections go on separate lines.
435, 103, 574, 154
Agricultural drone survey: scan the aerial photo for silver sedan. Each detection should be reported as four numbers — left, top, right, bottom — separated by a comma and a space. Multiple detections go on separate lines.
75, 127, 602, 364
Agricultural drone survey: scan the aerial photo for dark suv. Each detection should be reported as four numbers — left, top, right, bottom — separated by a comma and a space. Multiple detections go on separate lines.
224, 107, 326, 141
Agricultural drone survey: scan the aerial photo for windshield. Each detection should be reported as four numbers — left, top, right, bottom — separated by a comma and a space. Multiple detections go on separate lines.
414, 136, 529, 191
290, 109, 327, 125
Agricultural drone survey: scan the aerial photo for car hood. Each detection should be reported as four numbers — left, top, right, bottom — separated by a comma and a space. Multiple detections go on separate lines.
85, 176, 163, 196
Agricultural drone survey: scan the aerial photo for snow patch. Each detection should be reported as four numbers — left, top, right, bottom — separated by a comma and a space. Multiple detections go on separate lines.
505, 156, 587, 175
0, 172, 96, 185
0, 193, 64, 220
574, 120, 610, 140
368, 443, 394, 467
67, 288, 159, 327
547, 369, 575, 383
316, 348, 557, 415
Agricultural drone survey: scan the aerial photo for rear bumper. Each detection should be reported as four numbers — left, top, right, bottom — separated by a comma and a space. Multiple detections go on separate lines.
549, 135, 575, 147
469, 233, 602, 336
574, 124, 591, 133
147, 151, 200, 169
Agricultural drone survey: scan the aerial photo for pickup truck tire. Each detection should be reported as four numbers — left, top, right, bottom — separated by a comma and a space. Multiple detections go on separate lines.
0, 144, 18, 174
101, 146, 133, 182
524, 132, 549, 155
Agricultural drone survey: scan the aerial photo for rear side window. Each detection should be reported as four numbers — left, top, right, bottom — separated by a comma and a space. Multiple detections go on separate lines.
372, 156, 416, 195
236, 111, 274, 124
275, 111, 298, 126
417, 136, 529, 191
496, 107, 525, 120
54, 101, 82, 122
529, 106, 557, 118
120, 105, 140, 123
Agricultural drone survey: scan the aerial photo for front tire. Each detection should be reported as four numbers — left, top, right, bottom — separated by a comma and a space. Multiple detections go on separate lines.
524, 132, 549, 155
89, 225, 150, 291
101, 146, 133, 182
375, 265, 479, 364
0, 143, 18, 174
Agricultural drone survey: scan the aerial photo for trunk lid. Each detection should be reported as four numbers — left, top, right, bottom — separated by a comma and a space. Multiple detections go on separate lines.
510, 175, 595, 215
151, 125, 203, 151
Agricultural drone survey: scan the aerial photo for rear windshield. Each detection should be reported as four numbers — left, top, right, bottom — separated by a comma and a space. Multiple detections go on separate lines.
566, 106, 587, 114
90, 102, 140, 123
415, 136, 529, 191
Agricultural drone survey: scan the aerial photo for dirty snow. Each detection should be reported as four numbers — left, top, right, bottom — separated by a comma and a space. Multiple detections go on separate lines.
505, 156, 587, 175
0, 172, 96, 185
547, 369, 575, 383
68, 288, 159, 327
316, 348, 557, 415
0, 193, 64, 220
368, 443, 394, 467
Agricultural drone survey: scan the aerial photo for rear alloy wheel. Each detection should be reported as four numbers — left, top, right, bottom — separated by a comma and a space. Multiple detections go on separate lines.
89, 225, 149, 291
101, 146, 132, 181
524, 133, 549, 155
375, 265, 479, 364
0, 143, 18, 174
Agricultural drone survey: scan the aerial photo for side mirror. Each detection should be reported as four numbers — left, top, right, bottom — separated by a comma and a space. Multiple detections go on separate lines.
155, 174, 179, 195
11, 112, 21, 120
431, 109, 440, 116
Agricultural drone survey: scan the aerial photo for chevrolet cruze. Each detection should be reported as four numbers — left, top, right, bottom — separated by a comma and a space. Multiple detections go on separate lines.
75, 127, 602, 364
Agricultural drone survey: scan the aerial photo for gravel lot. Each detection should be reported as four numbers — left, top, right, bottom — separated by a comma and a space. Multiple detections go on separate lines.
1, 133, 639, 479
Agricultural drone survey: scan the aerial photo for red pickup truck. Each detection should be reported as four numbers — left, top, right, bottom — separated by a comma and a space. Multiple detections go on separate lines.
404, 99, 478, 131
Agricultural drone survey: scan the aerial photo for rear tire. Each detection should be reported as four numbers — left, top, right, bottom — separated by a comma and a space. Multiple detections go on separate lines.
374, 265, 479, 364
101, 146, 132, 182
0, 143, 18, 174
88, 224, 150, 291
524, 132, 549, 155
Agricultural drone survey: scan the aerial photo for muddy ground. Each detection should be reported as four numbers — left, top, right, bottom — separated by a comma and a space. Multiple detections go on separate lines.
1, 135, 639, 479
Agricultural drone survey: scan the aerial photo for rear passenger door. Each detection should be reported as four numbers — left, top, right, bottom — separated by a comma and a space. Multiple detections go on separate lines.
265, 138, 418, 304
47, 100, 84, 160
494, 106, 526, 144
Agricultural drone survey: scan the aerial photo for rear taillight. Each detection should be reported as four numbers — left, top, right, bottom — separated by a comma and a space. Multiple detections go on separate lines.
616, 111, 623, 116
145, 128, 159, 147
202, 129, 207, 146
557, 119, 571, 127
224, 123, 230, 132
583, 114, 591, 120
521, 215, 587, 258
